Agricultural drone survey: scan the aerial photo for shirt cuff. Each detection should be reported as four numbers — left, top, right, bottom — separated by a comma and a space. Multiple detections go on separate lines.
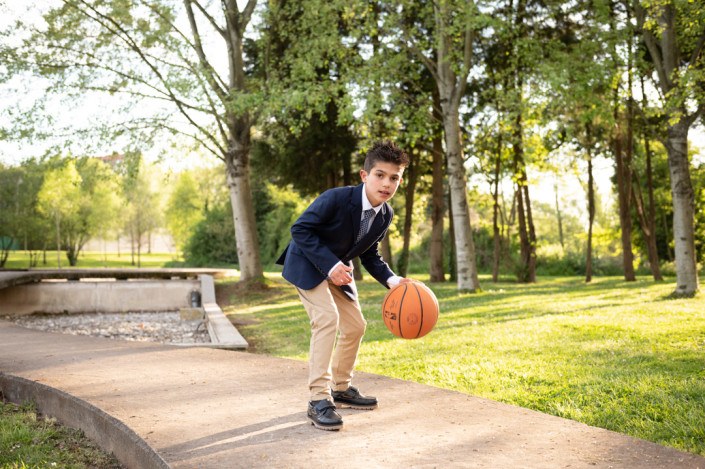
386, 275, 403, 287
328, 261, 344, 279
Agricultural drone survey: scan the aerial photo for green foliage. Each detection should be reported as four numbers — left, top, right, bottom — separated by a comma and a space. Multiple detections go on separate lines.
0, 164, 23, 266
36, 159, 81, 265
165, 171, 204, 253
254, 183, 312, 266
121, 157, 162, 266
183, 202, 237, 267
251, 101, 358, 195
31, 156, 125, 266
69, 157, 122, 265
36, 160, 81, 224
692, 159, 705, 263
262, 0, 355, 132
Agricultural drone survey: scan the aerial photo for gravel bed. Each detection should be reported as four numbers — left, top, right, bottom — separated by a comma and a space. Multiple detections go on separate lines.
4, 312, 210, 344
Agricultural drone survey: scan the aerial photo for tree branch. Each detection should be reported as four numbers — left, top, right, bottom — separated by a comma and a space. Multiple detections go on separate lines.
184, 0, 229, 103
633, 2, 671, 92
190, 0, 226, 38
457, 25, 475, 100
68, 0, 225, 155
406, 41, 440, 85
140, 0, 228, 92
688, 31, 705, 67
240, 0, 258, 32
122, 116, 226, 160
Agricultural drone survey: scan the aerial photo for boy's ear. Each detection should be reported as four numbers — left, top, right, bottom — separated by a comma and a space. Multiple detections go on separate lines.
359, 169, 368, 182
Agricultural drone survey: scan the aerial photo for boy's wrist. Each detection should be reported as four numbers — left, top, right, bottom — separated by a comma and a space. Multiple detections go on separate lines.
328, 261, 344, 279
386, 275, 402, 287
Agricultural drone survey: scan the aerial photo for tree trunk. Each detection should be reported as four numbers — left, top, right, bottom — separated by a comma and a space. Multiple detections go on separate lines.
662, 212, 673, 262
225, 131, 263, 282
667, 120, 698, 295
442, 109, 480, 291
638, 74, 663, 281
644, 137, 663, 281
55, 214, 61, 269
609, 0, 635, 282
447, 190, 457, 283
632, 179, 663, 281
614, 119, 636, 281
434, 0, 479, 292
429, 91, 445, 283
554, 183, 564, 250
586, 146, 595, 283
130, 228, 135, 266
513, 121, 535, 282
523, 182, 537, 282
221, 0, 263, 283
634, 1, 698, 294
398, 150, 418, 278
492, 146, 502, 283
516, 176, 527, 277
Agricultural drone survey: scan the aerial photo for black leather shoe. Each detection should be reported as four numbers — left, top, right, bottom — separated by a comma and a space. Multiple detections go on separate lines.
308, 399, 343, 431
331, 385, 378, 410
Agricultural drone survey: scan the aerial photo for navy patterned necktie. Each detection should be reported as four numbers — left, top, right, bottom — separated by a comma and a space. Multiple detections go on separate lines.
356, 209, 375, 244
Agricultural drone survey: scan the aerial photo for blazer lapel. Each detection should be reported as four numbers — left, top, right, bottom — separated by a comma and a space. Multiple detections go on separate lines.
349, 184, 363, 241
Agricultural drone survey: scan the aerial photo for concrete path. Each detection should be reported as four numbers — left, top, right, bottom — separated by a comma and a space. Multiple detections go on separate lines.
1, 320, 703, 469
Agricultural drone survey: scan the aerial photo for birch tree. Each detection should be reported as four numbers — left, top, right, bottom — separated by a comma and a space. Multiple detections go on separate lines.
397, 0, 483, 291
634, 0, 704, 296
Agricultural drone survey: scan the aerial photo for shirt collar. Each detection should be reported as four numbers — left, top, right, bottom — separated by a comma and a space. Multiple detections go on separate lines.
362, 184, 383, 214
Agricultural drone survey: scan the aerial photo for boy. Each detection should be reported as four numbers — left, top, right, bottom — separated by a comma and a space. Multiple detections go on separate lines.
276, 141, 412, 431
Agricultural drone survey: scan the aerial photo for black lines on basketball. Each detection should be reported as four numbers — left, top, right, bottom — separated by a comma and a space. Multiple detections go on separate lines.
397, 284, 408, 338
413, 283, 424, 339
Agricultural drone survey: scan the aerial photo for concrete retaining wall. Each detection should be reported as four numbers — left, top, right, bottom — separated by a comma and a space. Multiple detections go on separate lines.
0, 373, 170, 469
0, 279, 199, 316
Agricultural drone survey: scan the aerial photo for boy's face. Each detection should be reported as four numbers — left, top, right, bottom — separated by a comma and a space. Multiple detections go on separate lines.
360, 161, 404, 206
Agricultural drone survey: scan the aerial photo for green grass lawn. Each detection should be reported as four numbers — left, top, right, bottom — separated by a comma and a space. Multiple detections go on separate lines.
0, 401, 122, 468
218, 273, 705, 456
2, 251, 181, 269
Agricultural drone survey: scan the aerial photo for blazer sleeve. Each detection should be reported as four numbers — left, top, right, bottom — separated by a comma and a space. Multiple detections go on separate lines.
289, 190, 343, 276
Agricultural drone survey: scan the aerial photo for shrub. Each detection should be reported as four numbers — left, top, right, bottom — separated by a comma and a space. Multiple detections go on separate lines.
183, 203, 238, 267
255, 183, 312, 266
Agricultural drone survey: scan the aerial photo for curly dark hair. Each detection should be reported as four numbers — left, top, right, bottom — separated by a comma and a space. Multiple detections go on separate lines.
363, 141, 410, 172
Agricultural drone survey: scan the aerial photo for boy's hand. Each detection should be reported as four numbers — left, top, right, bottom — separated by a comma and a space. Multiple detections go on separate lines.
329, 263, 354, 286
398, 278, 415, 284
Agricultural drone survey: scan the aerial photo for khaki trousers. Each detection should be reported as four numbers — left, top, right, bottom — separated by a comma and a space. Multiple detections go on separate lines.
296, 280, 367, 401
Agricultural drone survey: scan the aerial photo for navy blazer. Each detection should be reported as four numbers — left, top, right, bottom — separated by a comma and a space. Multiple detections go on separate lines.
276, 184, 395, 296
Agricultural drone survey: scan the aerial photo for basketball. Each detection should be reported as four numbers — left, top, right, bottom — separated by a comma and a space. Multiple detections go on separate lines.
382, 282, 439, 339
